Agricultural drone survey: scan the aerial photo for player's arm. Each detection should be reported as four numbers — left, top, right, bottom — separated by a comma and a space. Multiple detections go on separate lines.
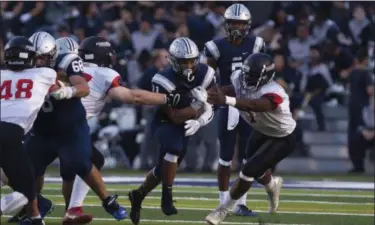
208, 86, 281, 112
107, 76, 187, 107
151, 77, 203, 124
51, 57, 89, 99
204, 41, 219, 70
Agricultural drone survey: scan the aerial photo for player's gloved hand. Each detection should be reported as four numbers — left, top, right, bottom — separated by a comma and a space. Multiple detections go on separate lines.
191, 86, 208, 102
184, 119, 202, 136
50, 82, 76, 100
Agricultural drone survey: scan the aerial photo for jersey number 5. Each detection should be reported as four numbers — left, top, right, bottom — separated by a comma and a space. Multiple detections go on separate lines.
72, 60, 84, 73
0, 79, 33, 100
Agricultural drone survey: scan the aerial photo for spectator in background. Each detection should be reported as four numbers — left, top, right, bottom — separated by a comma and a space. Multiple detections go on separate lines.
205, 3, 226, 39
352, 97, 375, 173
56, 23, 79, 41
126, 49, 152, 88
347, 48, 374, 173
288, 23, 313, 76
303, 45, 333, 131
311, 7, 350, 47
131, 16, 164, 57
74, 2, 104, 41
347, 5, 370, 50
1, 1, 25, 36
323, 39, 354, 83
135, 49, 169, 169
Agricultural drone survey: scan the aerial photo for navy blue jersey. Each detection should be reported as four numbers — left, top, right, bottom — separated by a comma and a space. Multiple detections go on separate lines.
32, 53, 87, 136
151, 63, 216, 124
204, 36, 265, 86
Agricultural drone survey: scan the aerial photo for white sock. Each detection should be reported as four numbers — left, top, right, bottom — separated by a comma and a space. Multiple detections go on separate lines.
68, 176, 90, 209
265, 176, 275, 192
222, 194, 236, 210
0, 192, 28, 215
235, 192, 247, 207
31, 215, 41, 219
219, 191, 229, 205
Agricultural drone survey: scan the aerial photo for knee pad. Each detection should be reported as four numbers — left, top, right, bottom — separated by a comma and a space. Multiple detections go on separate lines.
91, 147, 105, 170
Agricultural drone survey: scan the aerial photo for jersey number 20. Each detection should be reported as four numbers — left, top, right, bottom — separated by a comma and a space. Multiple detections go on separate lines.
0, 79, 33, 100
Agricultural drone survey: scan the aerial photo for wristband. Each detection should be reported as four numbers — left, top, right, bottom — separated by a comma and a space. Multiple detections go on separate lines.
225, 96, 236, 107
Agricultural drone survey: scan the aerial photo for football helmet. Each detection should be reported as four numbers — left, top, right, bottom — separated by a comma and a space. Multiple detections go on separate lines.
78, 36, 114, 68
168, 37, 200, 82
241, 53, 275, 90
224, 3, 252, 42
4, 36, 36, 70
56, 37, 79, 55
29, 31, 57, 67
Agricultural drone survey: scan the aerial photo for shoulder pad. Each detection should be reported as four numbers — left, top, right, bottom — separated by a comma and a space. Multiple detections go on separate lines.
151, 72, 176, 93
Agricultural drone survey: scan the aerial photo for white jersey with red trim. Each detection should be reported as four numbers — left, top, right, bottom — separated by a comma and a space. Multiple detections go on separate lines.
231, 70, 296, 137
0, 67, 57, 134
81, 63, 121, 119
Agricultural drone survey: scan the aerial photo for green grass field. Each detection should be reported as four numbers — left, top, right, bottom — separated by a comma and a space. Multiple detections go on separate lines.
1, 181, 374, 225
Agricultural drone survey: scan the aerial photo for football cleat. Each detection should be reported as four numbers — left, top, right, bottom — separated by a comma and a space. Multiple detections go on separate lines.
8, 194, 54, 223
205, 206, 229, 225
62, 207, 93, 225
232, 205, 257, 217
18, 217, 45, 225
128, 190, 144, 225
102, 194, 127, 221
267, 176, 283, 213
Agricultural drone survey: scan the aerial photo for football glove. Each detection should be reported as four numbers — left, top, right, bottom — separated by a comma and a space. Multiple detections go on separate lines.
50, 86, 76, 100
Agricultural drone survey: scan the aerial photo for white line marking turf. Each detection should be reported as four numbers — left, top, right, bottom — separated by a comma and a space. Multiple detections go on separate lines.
1, 215, 309, 225
44, 203, 375, 217
4, 186, 373, 198
40, 194, 374, 205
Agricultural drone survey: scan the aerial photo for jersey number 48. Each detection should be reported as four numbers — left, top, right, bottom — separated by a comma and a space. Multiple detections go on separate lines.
0, 79, 33, 100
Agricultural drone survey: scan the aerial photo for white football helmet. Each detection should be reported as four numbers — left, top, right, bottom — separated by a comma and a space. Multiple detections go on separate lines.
56, 37, 79, 55
29, 31, 57, 67
168, 37, 200, 82
224, 3, 252, 41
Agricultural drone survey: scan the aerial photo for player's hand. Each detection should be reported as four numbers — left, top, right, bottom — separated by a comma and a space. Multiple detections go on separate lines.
208, 85, 225, 105
50, 85, 75, 100
184, 119, 201, 136
191, 86, 208, 102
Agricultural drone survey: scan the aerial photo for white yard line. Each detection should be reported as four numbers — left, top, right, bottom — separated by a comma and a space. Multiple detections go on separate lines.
4, 186, 373, 198
1, 215, 309, 225
42, 203, 374, 217
40, 194, 374, 205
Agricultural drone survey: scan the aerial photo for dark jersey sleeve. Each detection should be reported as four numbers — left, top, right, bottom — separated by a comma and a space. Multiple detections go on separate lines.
56, 54, 84, 77
151, 73, 173, 94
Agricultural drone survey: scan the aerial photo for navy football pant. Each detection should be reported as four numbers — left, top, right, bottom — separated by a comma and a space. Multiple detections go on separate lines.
218, 107, 252, 166
152, 123, 189, 179
242, 129, 296, 178
25, 121, 93, 181
0, 122, 36, 202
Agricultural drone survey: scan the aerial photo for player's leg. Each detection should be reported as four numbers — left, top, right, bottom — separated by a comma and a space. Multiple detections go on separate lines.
206, 130, 296, 224
0, 168, 8, 187
232, 119, 255, 216
217, 107, 237, 205
63, 146, 104, 224
0, 122, 42, 224
60, 122, 126, 221
128, 124, 187, 224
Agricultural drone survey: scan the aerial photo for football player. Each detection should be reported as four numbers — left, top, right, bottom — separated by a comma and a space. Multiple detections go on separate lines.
0, 36, 60, 224
204, 3, 278, 216
60, 36, 190, 224
127, 37, 216, 225
205, 53, 297, 225
7, 31, 127, 224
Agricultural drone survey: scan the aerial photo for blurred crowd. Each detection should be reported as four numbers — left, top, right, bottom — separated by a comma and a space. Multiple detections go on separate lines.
1, 1, 374, 173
